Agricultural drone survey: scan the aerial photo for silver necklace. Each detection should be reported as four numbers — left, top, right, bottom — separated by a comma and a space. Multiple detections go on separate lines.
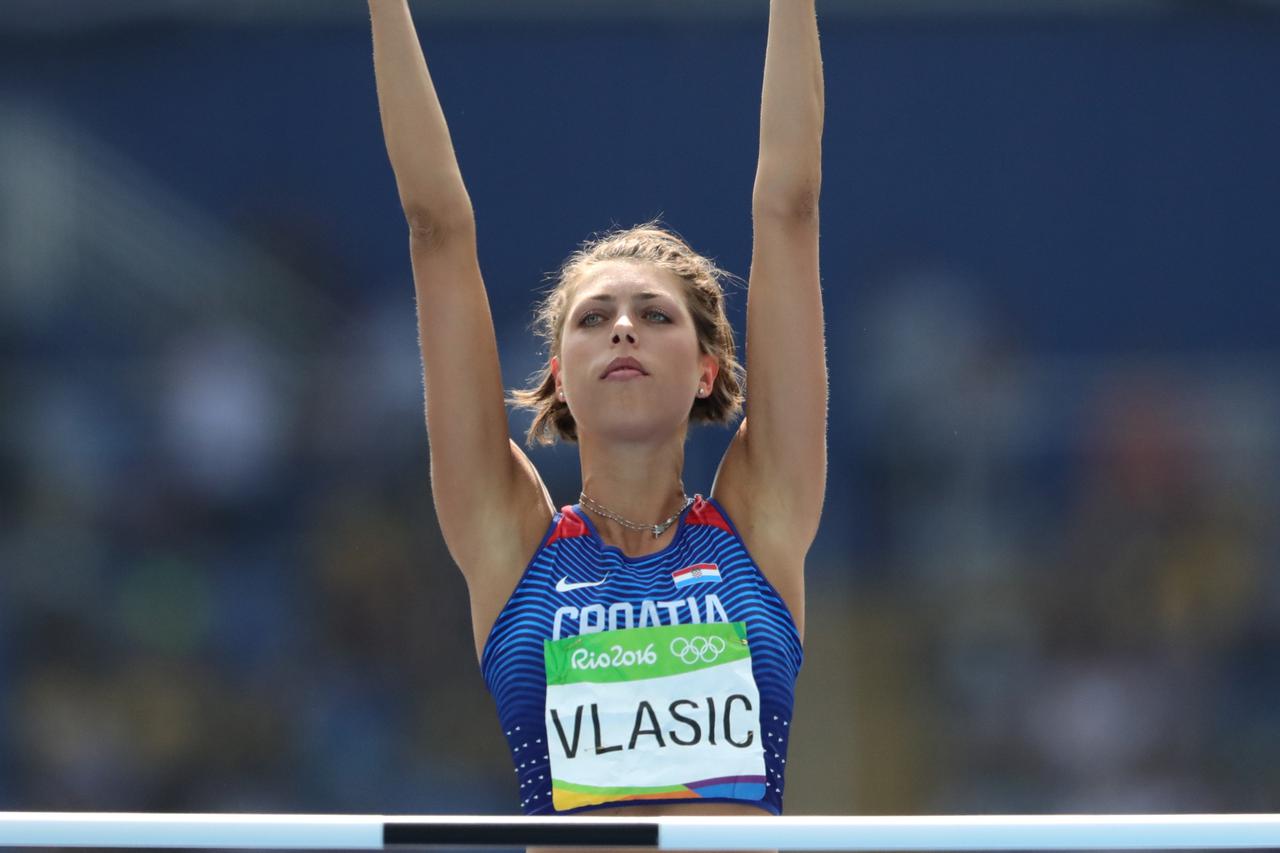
579, 491, 696, 538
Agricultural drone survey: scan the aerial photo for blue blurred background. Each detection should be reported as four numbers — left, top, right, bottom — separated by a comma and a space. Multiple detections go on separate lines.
2, 0, 1279, 822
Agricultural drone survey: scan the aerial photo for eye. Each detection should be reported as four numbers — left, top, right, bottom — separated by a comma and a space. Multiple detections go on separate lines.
578, 309, 671, 326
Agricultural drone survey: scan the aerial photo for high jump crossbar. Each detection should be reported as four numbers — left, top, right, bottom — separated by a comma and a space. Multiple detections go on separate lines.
2, 813, 1280, 850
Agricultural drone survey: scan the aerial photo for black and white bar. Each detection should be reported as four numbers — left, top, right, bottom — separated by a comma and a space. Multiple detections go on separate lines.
4, 813, 1280, 850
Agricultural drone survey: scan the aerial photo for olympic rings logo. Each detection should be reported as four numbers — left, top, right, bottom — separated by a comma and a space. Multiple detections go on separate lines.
669, 635, 727, 665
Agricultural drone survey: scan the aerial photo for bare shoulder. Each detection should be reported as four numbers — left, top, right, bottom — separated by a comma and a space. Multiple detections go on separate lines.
462, 439, 557, 663
709, 418, 807, 643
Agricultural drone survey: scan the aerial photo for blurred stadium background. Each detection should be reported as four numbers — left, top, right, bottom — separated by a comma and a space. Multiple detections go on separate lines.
2, 0, 1279, 821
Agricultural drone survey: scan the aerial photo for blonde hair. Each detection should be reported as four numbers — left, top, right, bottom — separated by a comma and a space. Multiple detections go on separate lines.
506, 218, 746, 447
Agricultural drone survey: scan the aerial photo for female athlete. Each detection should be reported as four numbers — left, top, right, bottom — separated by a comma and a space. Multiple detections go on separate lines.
368, 0, 825, 839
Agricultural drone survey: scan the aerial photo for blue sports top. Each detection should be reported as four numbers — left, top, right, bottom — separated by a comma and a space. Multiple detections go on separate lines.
479, 494, 804, 815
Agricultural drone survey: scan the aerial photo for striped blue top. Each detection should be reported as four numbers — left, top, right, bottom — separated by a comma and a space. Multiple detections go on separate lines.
480, 494, 804, 815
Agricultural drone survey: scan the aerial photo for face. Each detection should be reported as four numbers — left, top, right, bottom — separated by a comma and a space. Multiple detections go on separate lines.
551, 260, 717, 442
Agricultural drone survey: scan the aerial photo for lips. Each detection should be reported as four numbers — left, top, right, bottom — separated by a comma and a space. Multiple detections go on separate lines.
604, 368, 645, 380
601, 357, 647, 378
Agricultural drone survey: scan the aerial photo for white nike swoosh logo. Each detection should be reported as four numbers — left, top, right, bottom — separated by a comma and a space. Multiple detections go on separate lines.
556, 575, 608, 593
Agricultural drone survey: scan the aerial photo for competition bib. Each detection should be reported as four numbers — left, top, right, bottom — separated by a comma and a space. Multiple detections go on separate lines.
543, 622, 767, 811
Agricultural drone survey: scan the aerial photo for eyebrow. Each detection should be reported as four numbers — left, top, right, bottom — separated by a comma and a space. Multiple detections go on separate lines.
578, 291, 667, 304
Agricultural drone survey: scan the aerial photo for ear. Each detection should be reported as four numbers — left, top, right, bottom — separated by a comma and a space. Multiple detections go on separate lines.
699, 352, 719, 393
551, 355, 562, 392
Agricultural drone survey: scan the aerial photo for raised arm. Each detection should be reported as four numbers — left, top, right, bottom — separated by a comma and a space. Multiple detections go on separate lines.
753, 0, 824, 213
369, 0, 472, 227
732, 0, 827, 552
368, 0, 552, 590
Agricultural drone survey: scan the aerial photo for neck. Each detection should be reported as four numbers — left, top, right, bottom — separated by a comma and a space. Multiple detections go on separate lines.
577, 431, 689, 549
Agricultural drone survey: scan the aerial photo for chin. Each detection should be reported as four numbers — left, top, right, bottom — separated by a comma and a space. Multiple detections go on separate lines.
579, 410, 689, 443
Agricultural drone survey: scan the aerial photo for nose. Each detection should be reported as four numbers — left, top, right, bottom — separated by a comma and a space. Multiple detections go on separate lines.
611, 313, 637, 343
